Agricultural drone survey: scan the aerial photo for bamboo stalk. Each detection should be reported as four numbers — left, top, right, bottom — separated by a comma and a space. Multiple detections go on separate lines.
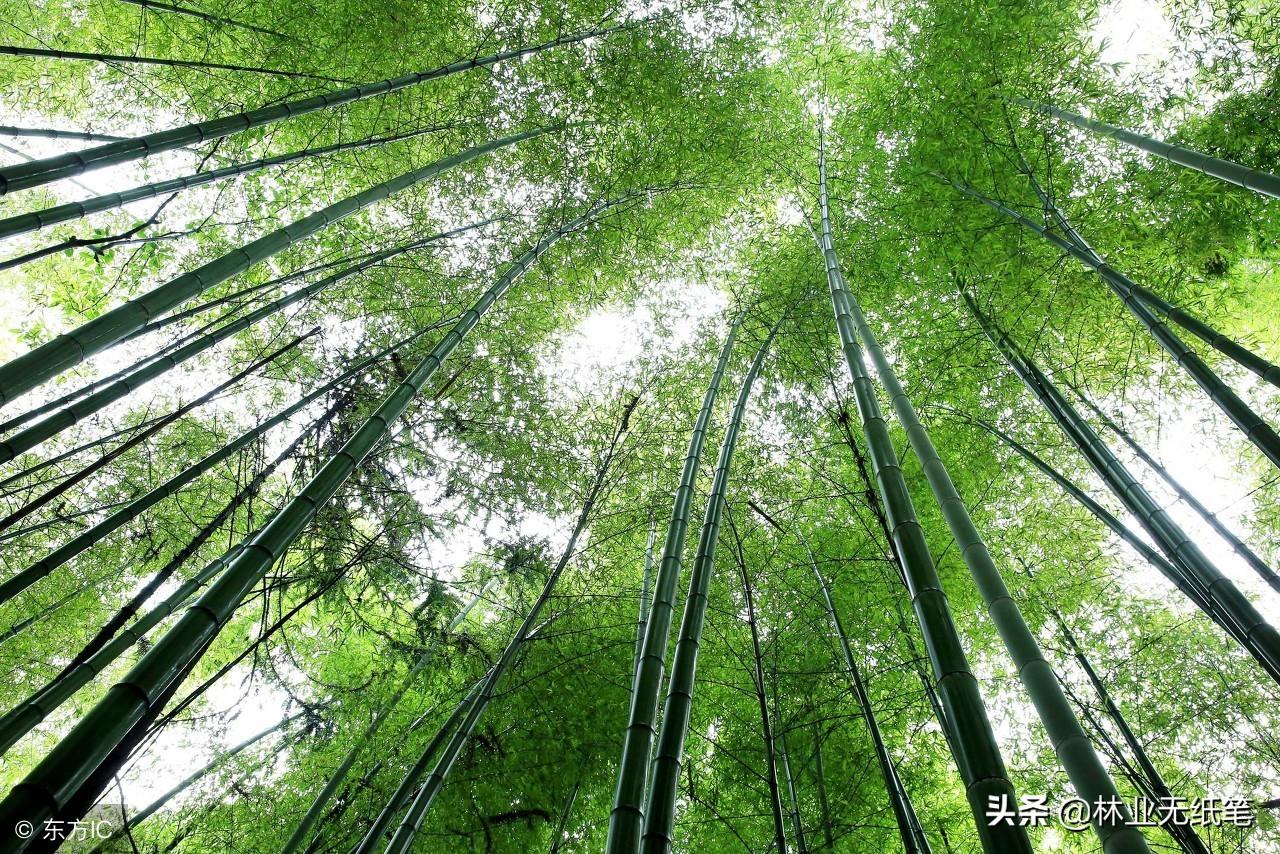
0, 128, 552, 406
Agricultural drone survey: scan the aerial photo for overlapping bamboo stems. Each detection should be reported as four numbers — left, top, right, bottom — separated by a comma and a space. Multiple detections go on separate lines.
1013, 98, 1280, 199
0, 45, 350, 83
817, 141, 1031, 854
279, 579, 495, 854
351, 678, 485, 851
1064, 381, 1280, 594
0, 194, 633, 841
0, 127, 552, 406
964, 293, 1280, 685
1005, 146, 1280, 393
772, 689, 807, 854
0, 328, 315, 540
1020, 565, 1211, 854
608, 314, 743, 853
725, 511, 789, 853
377, 394, 641, 854
0, 20, 641, 196
939, 408, 1235, 634
109, 0, 292, 40
841, 299, 1147, 848
944, 177, 1280, 471
61, 399, 343, 678
0, 537, 246, 754
824, 413, 965, 779
631, 509, 658, 690
746, 496, 928, 854
0, 126, 464, 241
94, 710, 310, 849
0, 218, 485, 461
805, 536, 926, 853
642, 310, 787, 853
0, 327, 430, 607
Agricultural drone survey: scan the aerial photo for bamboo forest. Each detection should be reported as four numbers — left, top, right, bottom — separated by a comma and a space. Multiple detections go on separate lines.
0, 0, 1279, 850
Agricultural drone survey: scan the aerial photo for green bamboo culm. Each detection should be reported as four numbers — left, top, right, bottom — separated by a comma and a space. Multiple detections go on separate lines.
631, 509, 658, 689
0, 219, 484, 462
0, 539, 245, 754
818, 137, 1032, 854
944, 177, 1280, 472
0, 126, 552, 407
1010, 154, 1280, 393
607, 313, 744, 853
963, 292, 1280, 686
372, 394, 641, 854
0, 125, 125, 142
842, 297, 1148, 848
1013, 98, 1280, 199
942, 409, 1234, 633
0, 44, 351, 84
279, 580, 495, 854
0, 195, 632, 843
1024, 568, 1211, 854
805, 533, 927, 853
0, 328, 435, 608
0, 126, 459, 240
93, 710, 308, 850
641, 310, 787, 854
1066, 382, 1280, 595
352, 679, 485, 852
0, 21, 636, 196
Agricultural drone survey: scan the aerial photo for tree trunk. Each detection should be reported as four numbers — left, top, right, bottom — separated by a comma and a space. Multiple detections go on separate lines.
818, 138, 1031, 854
0, 128, 552, 405
608, 313, 744, 853
642, 311, 787, 854
0, 195, 635, 843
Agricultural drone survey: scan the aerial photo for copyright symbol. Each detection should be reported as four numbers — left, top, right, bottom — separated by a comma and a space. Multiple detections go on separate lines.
14, 821, 33, 839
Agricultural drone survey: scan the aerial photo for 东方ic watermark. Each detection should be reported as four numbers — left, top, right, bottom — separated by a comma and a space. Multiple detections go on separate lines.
13, 818, 114, 842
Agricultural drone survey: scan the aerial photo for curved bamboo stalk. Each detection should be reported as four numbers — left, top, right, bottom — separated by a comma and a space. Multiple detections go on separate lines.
643, 311, 786, 853
844, 297, 1148, 849
0, 328, 424, 606
1014, 98, 1280, 199
938, 408, 1230, 630
278, 580, 494, 854
0, 218, 480, 460
0, 45, 350, 83
725, 512, 789, 854
0, 329, 315, 542
964, 293, 1280, 685
0, 125, 458, 240
60, 400, 339, 678
0, 194, 635, 841
0, 21, 637, 196
943, 177, 1280, 472
607, 314, 743, 853
820, 142, 1031, 854
0, 127, 551, 406
1065, 382, 1280, 595
109, 0, 293, 40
